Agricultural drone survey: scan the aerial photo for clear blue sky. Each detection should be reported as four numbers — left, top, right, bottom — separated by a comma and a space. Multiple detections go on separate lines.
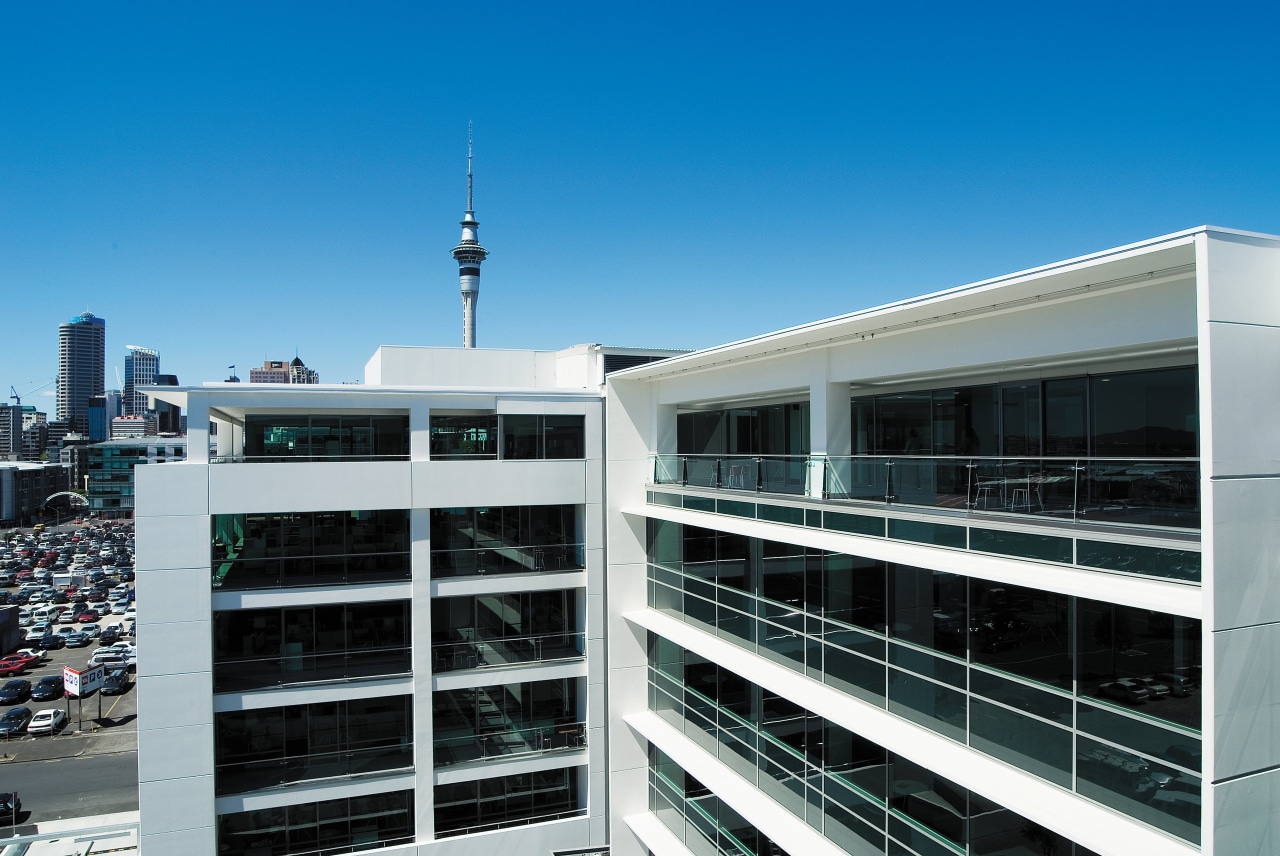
2, 1, 1277, 399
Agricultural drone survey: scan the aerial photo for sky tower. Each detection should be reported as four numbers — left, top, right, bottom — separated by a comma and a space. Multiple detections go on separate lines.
452, 124, 487, 348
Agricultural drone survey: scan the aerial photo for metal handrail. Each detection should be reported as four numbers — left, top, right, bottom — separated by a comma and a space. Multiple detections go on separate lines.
433, 720, 587, 766
431, 632, 586, 672
430, 543, 585, 578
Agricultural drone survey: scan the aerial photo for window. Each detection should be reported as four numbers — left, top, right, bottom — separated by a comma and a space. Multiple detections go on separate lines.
500, 415, 586, 460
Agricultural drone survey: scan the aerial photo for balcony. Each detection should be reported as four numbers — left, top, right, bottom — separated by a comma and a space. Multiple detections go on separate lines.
216, 744, 414, 796
430, 543, 585, 579
652, 454, 1200, 531
433, 720, 587, 767
431, 631, 586, 673
213, 646, 412, 693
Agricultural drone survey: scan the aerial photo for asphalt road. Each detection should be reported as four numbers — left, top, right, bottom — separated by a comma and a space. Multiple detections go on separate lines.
1, 748, 138, 829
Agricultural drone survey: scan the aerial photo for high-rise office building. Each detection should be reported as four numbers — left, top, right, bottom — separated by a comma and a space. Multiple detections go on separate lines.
124, 345, 160, 417
58, 311, 106, 434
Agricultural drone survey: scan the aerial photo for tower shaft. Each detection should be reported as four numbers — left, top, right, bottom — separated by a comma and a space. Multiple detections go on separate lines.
451, 124, 487, 348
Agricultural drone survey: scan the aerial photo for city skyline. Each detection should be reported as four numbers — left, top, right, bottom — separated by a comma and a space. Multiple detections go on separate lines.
3, 2, 1279, 395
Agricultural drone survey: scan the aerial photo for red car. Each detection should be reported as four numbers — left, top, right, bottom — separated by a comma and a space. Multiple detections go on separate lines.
0, 654, 38, 675
77, 611, 97, 623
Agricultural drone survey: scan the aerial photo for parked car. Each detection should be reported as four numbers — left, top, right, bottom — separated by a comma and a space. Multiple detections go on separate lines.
0, 707, 32, 737
26, 708, 68, 736
79, 623, 101, 640
87, 652, 125, 672
98, 627, 121, 645
36, 634, 66, 650
30, 676, 63, 702
0, 792, 20, 823
100, 668, 131, 696
0, 661, 28, 678
1154, 672, 1197, 698
63, 630, 90, 648
0, 681, 31, 705
1100, 679, 1150, 705
1129, 676, 1172, 699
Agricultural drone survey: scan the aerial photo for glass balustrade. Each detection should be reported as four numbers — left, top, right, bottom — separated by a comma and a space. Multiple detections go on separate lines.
430, 543, 584, 578
431, 632, 586, 673
433, 721, 587, 767
651, 454, 1199, 530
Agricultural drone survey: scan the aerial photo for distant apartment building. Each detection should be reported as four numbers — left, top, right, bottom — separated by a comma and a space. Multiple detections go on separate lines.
21, 408, 47, 462
124, 345, 160, 417
112, 415, 157, 439
0, 460, 69, 527
88, 436, 185, 518
0, 405, 22, 460
58, 311, 106, 433
249, 356, 319, 384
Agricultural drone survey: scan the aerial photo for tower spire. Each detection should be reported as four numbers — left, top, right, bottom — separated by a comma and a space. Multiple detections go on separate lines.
452, 121, 487, 348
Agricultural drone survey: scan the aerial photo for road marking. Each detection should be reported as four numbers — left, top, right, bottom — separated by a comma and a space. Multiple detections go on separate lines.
105, 693, 125, 719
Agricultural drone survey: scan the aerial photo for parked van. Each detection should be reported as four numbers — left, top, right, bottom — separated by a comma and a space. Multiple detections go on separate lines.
31, 605, 62, 624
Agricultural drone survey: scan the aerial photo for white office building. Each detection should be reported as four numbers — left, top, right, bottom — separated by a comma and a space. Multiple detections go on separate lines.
136, 225, 1279, 856
135, 344, 677, 855
603, 226, 1280, 856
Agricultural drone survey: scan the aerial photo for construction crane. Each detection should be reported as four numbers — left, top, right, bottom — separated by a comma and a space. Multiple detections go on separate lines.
9, 377, 56, 408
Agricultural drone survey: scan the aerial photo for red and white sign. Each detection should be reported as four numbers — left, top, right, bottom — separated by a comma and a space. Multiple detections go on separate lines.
63, 664, 105, 698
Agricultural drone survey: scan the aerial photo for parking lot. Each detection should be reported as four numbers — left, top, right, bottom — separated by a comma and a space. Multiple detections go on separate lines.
1, 521, 139, 829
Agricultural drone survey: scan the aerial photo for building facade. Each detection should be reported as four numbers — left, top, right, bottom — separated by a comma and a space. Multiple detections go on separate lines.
603, 227, 1280, 856
88, 437, 186, 518
58, 311, 106, 434
135, 226, 1279, 856
133, 344, 674, 855
0, 405, 24, 461
124, 346, 161, 417
0, 460, 70, 527
249, 358, 319, 384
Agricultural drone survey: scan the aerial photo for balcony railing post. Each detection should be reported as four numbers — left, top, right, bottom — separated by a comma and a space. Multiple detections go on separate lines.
755, 457, 763, 492
681, 456, 688, 486
885, 459, 895, 503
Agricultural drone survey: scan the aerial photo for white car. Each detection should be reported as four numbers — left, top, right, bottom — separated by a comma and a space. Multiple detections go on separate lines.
122, 608, 136, 624
25, 623, 50, 641
27, 708, 69, 736
16, 610, 31, 627
16, 648, 48, 665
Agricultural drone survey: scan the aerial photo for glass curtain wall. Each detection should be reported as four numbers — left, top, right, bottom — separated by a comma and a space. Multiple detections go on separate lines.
500, 415, 586, 459
211, 509, 410, 589
242, 414, 409, 461
212, 601, 411, 691
647, 519, 1203, 843
215, 696, 413, 795
652, 637, 1107, 856
433, 678, 582, 765
429, 505, 582, 577
216, 790, 414, 856
433, 768, 581, 837
431, 590, 581, 671
430, 414, 498, 459
850, 368, 1196, 459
